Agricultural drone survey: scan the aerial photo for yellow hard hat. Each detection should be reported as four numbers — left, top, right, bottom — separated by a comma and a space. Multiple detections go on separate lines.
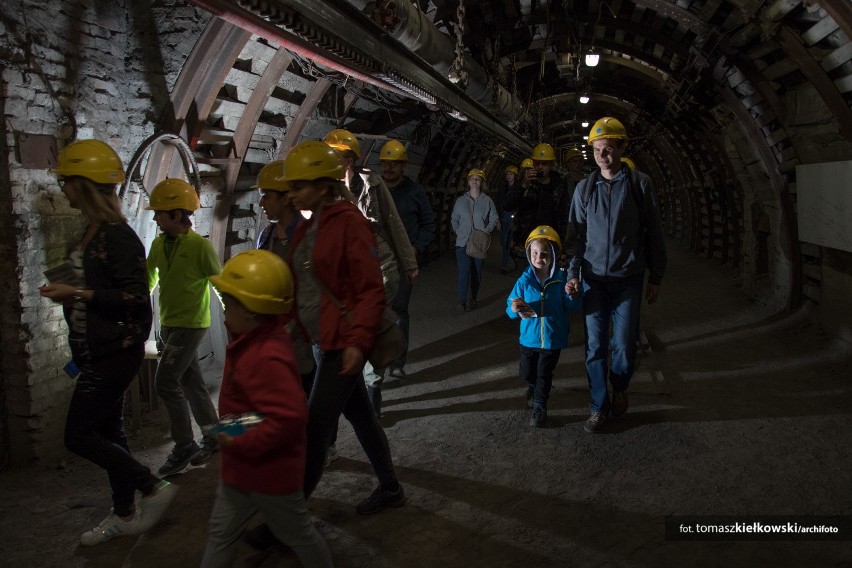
520, 158, 534, 170
531, 143, 556, 162
505, 165, 519, 174
621, 157, 636, 169
467, 168, 486, 180
210, 250, 293, 315
525, 225, 562, 252
588, 117, 628, 145
379, 140, 408, 162
52, 139, 125, 184
280, 141, 345, 183
146, 178, 200, 211
252, 160, 289, 191
324, 129, 361, 158
564, 147, 584, 161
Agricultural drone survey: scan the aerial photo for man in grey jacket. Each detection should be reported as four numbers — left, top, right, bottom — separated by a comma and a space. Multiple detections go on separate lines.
380, 140, 436, 378
565, 117, 667, 434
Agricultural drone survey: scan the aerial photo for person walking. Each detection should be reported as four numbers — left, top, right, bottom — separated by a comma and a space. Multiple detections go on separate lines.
450, 168, 498, 311
254, 160, 314, 392
565, 117, 667, 433
39, 139, 178, 546
145, 178, 221, 474
379, 139, 435, 379
506, 226, 580, 427
201, 250, 333, 568
513, 145, 570, 255
495, 165, 522, 273
283, 141, 404, 514
325, 129, 417, 417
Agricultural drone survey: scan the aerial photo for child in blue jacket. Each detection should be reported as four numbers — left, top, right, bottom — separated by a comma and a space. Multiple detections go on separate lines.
506, 225, 581, 427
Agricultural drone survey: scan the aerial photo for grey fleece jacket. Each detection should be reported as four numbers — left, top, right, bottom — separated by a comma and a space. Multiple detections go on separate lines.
567, 166, 667, 284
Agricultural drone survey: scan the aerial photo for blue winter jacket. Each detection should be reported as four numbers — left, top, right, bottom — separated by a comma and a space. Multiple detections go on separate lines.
506, 243, 580, 349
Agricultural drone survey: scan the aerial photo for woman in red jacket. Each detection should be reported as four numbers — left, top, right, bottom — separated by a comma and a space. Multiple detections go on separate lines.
203, 249, 332, 568
287, 141, 405, 513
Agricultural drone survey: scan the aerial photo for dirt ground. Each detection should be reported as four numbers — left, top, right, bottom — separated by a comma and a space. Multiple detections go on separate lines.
2, 243, 852, 567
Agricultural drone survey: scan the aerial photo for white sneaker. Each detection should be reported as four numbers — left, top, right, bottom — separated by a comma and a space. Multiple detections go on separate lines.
80, 511, 138, 546
324, 444, 339, 468
136, 480, 179, 533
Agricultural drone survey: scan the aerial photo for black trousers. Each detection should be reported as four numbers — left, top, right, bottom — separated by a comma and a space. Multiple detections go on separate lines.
518, 347, 562, 408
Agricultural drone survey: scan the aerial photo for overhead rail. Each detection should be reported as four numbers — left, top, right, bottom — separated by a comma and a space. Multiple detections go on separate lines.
189, 0, 532, 154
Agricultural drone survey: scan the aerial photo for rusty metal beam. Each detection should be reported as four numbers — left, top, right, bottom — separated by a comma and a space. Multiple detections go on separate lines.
776, 25, 852, 141
210, 48, 295, 258
277, 78, 332, 158
721, 87, 801, 311
144, 19, 250, 189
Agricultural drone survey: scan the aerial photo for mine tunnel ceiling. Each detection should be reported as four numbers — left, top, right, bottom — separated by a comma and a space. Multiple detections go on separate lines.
189, 0, 851, 167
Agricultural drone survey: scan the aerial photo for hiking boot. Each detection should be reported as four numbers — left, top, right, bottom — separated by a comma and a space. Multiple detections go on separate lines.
355, 483, 407, 515
584, 412, 607, 433
525, 387, 534, 409
611, 391, 629, 417
80, 511, 138, 546
137, 480, 179, 533
158, 441, 201, 476
190, 438, 219, 466
529, 406, 547, 427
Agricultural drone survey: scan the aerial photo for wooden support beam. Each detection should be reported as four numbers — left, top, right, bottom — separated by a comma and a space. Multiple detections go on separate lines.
776, 25, 852, 141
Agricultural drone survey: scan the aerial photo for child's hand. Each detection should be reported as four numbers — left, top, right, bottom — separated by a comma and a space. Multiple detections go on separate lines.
511, 297, 536, 319
217, 432, 234, 447
565, 278, 581, 297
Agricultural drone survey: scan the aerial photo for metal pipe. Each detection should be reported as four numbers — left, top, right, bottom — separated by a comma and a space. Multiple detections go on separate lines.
372, 0, 523, 122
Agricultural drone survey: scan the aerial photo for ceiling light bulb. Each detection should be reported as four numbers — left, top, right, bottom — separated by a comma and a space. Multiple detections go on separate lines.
579, 95, 590, 104
582, 121, 589, 128
585, 49, 600, 67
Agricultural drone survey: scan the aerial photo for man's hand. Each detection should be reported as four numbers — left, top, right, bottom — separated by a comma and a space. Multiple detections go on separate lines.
405, 267, 419, 285
565, 278, 581, 297
645, 283, 660, 305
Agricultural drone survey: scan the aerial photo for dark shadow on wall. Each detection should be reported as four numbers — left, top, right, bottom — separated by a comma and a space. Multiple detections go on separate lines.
129, 0, 172, 127
0, 71, 11, 471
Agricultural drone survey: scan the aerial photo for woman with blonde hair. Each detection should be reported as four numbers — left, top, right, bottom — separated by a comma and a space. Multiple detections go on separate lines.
39, 140, 178, 546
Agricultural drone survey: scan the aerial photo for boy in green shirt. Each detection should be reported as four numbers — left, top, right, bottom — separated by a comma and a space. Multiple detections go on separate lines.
146, 179, 221, 476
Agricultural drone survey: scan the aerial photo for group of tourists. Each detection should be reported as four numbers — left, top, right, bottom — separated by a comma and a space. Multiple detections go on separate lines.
39, 115, 665, 565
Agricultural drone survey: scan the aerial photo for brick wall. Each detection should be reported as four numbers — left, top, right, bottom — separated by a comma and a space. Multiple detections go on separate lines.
0, 0, 208, 465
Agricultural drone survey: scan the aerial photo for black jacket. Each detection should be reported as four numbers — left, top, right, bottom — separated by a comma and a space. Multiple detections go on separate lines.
64, 222, 152, 362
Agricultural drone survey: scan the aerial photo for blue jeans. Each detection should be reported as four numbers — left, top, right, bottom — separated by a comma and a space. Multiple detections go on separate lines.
155, 326, 219, 448
303, 348, 398, 498
499, 211, 514, 269
390, 274, 414, 369
455, 246, 485, 305
64, 343, 159, 517
582, 276, 644, 414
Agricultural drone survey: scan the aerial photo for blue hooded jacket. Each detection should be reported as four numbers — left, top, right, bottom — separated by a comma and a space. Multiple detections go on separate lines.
506, 240, 580, 349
